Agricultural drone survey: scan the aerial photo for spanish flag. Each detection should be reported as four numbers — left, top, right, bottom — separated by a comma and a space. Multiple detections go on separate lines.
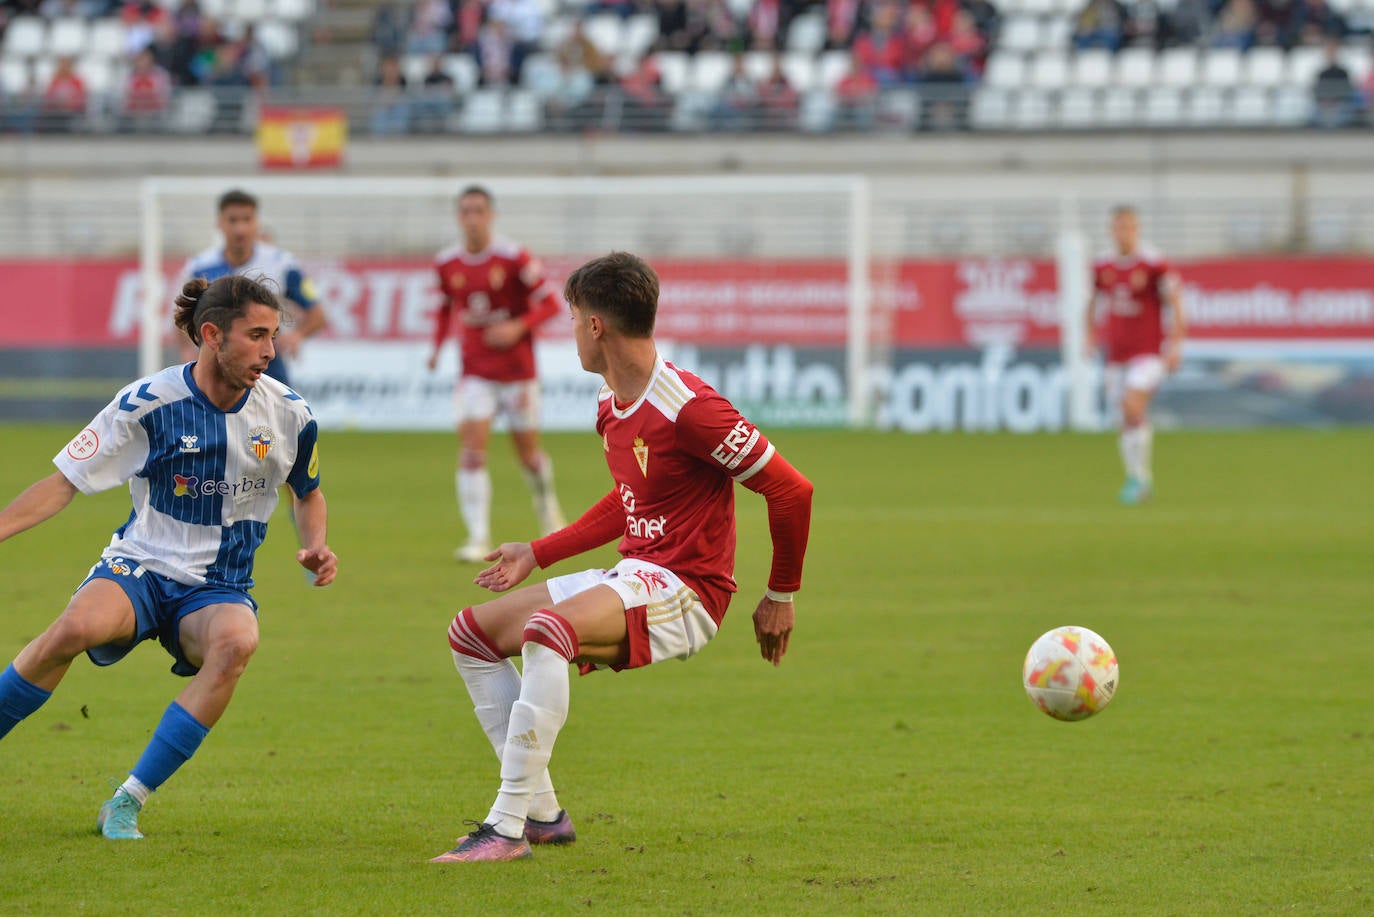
256, 106, 347, 169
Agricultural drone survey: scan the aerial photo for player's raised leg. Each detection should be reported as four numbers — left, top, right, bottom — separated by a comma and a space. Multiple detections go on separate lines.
2, 580, 137, 741
98, 602, 258, 840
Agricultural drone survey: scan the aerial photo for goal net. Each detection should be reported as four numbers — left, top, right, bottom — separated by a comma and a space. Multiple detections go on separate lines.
139, 174, 877, 431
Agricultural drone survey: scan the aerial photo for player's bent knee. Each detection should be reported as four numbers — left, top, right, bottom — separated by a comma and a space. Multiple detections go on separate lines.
205, 631, 258, 673
41, 614, 106, 663
523, 610, 579, 662
449, 607, 506, 663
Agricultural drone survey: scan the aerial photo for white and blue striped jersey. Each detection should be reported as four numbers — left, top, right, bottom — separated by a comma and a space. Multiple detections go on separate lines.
178, 241, 319, 312
53, 364, 320, 591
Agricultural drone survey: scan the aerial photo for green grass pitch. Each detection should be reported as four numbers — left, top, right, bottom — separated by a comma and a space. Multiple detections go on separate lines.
0, 423, 1371, 914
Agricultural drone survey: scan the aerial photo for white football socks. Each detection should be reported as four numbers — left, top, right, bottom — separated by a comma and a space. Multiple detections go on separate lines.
456, 467, 491, 546
1119, 424, 1154, 484
486, 642, 569, 839
521, 453, 565, 535
452, 651, 562, 823
119, 775, 151, 807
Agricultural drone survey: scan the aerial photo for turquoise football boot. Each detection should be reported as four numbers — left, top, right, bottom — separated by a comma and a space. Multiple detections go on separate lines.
96, 789, 144, 840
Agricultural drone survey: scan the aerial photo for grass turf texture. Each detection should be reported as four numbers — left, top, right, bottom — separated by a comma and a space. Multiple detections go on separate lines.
0, 424, 1371, 915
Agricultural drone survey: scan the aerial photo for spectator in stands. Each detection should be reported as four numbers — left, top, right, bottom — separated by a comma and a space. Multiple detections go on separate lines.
1211, 0, 1258, 49
678, 0, 745, 54
945, 9, 987, 75
557, 20, 616, 84
1292, 0, 1347, 46
372, 2, 408, 57
586, 0, 642, 17
825, 0, 866, 51
408, 0, 453, 55
653, 0, 691, 51
1312, 38, 1357, 127
414, 53, 455, 133
488, 0, 543, 83
233, 23, 273, 88
746, 0, 790, 52
712, 53, 758, 129
916, 40, 970, 130
1120, 0, 1163, 48
852, 1, 907, 87
121, 0, 166, 55
122, 46, 172, 130
962, 0, 1001, 41
1072, 0, 1127, 50
451, 0, 485, 53
833, 48, 878, 129
619, 52, 668, 130
1254, 0, 1299, 47
42, 55, 86, 132
902, 3, 939, 74
1160, 0, 1210, 46
532, 46, 596, 131
370, 53, 412, 134
476, 19, 515, 86
756, 55, 799, 129
3, 64, 41, 135
187, 16, 225, 85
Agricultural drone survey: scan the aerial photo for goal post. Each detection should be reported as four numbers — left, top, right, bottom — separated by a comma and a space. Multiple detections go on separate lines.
139, 174, 877, 430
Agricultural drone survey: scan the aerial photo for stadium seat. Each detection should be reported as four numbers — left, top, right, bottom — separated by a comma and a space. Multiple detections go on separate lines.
1142, 86, 1184, 127
982, 52, 1025, 90
540, 15, 573, 51
1340, 47, 1372, 84
779, 52, 816, 92
401, 54, 429, 87
75, 57, 114, 95
459, 89, 505, 132
1020, 0, 1057, 15
520, 51, 558, 92
623, 14, 659, 59
785, 12, 826, 53
1245, 47, 1285, 88
1099, 86, 1139, 126
583, 14, 624, 57
1114, 47, 1155, 88
969, 87, 1012, 129
1057, 86, 1097, 127
1200, 48, 1243, 87
442, 54, 479, 92
1012, 88, 1053, 129
877, 88, 920, 129
816, 50, 850, 90
654, 51, 690, 95
199, 0, 230, 19
742, 51, 775, 83
1028, 50, 1070, 90
1157, 47, 1198, 88
725, 0, 752, 16
690, 51, 733, 93
506, 89, 544, 131
997, 16, 1043, 54
1185, 85, 1225, 125
1286, 46, 1325, 86
3, 17, 46, 59
0, 57, 30, 94
231, 0, 270, 19
269, 0, 316, 20
1229, 86, 1271, 125
1073, 50, 1113, 88
47, 18, 89, 58
797, 89, 836, 132
256, 20, 299, 59
1042, 16, 1073, 48
1272, 85, 1312, 126
88, 19, 128, 60
169, 89, 218, 132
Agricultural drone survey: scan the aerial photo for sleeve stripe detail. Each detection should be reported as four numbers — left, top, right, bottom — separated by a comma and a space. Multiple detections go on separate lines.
733, 442, 775, 483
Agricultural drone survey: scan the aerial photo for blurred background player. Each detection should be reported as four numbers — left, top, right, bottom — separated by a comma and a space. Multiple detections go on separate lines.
430, 251, 812, 863
428, 185, 566, 562
0, 275, 337, 840
1086, 205, 1187, 505
179, 189, 328, 388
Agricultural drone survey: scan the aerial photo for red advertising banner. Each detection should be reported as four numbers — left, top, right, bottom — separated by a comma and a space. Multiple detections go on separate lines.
1, 256, 1370, 347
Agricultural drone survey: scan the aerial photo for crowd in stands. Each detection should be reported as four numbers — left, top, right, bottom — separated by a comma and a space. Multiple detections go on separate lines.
1, 0, 280, 130
1070, 0, 1354, 51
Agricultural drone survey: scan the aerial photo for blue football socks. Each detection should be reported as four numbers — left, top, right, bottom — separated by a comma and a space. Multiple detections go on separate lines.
0, 663, 52, 740
130, 702, 210, 792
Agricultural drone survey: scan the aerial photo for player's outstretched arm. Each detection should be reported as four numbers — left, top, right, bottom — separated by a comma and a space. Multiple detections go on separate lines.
291, 487, 338, 586
739, 452, 813, 667
474, 542, 537, 592
0, 472, 78, 545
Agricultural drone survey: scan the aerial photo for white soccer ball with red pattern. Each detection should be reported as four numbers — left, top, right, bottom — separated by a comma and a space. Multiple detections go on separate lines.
1022, 626, 1119, 721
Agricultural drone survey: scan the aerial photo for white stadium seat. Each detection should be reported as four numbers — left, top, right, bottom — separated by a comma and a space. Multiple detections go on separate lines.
1186, 85, 1225, 125
47, 18, 89, 58
969, 87, 1012, 129
654, 51, 689, 95
459, 88, 505, 132
1200, 48, 1243, 87
1272, 85, 1312, 126
441, 54, 478, 92
506, 89, 544, 131
998, 16, 1043, 54
785, 12, 825, 53
1340, 47, 1372, 83
269, 0, 315, 19
1099, 87, 1139, 126
75, 57, 114, 94
1020, 0, 1057, 15
88, 20, 128, 60
1012, 88, 1052, 129
779, 51, 816, 92
1287, 46, 1325, 85
797, 89, 835, 132
1057, 86, 1097, 127
1157, 47, 1198, 88
401, 54, 429, 87
232, 0, 270, 20
1115, 47, 1155, 88
1073, 50, 1113, 88
169, 89, 218, 133
1245, 47, 1285, 87
1142, 86, 1184, 127
582, 14, 623, 57
256, 20, 299, 59
622, 14, 659, 59
539, 15, 572, 51
0, 57, 30, 94
816, 50, 850, 90
689, 51, 733, 93
1028, 50, 1070, 90
1229, 86, 1271, 125
982, 52, 1025, 90
1042, 16, 1073, 49
520, 51, 557, 91
3, 17, 46, 58
742, 50, 775, 83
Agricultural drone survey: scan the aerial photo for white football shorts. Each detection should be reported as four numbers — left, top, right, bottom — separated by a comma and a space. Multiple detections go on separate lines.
547, 558, 719, 670
455, 376, 540, 431
1108, 354, 1166, 400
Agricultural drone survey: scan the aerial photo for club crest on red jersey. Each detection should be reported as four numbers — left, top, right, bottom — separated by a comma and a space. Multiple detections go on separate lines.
1130, 267, 1149, 290
248, 426, 274, 461
489, 265, 506, 290
449, 274, 466, 290
632, 436, 649, 477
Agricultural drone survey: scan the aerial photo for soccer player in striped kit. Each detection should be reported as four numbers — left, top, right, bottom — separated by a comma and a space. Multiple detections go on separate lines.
431, 251, 813, 863
0, 275, 338, 840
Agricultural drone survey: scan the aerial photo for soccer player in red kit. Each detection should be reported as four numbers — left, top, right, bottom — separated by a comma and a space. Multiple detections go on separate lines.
429, 186, 566, 561
1086, 206, 1186, 505
430, 251, 814, 862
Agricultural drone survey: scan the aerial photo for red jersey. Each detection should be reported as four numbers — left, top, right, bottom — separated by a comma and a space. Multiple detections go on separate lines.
432, 237, 560, 382
1092, 246, 1178, 363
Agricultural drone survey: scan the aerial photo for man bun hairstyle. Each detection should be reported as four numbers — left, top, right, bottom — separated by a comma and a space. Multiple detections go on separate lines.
174, 275, 282, 346
217, 188, 258, 212
563, 251, 658, 338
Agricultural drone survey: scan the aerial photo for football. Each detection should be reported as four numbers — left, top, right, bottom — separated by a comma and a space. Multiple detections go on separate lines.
1022, 626, 1119, 721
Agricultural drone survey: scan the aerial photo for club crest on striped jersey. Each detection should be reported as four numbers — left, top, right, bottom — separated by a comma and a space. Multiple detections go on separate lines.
632, 436, 649, 477
248, 426, 275, 461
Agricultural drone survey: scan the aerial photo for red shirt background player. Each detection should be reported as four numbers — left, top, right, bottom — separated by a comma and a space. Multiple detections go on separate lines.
428, 186, 566, 563
1091, 246, 1176, 363
430, 251, 813, 863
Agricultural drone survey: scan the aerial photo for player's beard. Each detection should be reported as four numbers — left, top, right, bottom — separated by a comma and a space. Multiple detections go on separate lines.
215, 345, 262, 393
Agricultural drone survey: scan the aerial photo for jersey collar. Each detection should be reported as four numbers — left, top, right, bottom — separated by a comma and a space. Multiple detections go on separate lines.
609, 355, 665, 420
183, 362, 252, 414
